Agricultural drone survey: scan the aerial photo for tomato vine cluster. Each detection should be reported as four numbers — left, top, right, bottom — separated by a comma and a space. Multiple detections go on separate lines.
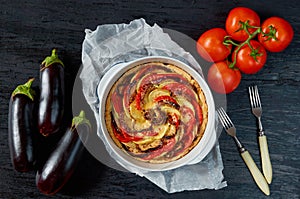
196, 7, 294, 94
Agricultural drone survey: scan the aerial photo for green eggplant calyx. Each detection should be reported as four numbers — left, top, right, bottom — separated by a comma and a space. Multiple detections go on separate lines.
72, 110, 91, 130
41, 49, 64, 70
12, 78, 36, 101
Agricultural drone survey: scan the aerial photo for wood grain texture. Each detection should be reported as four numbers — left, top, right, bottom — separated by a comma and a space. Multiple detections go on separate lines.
1, 0, 299, 198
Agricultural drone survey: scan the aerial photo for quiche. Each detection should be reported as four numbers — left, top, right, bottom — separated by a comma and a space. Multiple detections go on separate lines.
105, 61, 208, 163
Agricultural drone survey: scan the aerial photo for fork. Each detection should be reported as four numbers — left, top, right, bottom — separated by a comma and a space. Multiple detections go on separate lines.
249, 85, 272, 184
217, 108, 270, 196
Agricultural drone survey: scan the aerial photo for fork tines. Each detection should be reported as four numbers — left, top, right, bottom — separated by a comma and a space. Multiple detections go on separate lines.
217, 107, 234, 129
249, 85, 261, 108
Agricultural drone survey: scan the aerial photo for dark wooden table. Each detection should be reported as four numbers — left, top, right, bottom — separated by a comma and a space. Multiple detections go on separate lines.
1, 1, 299, 198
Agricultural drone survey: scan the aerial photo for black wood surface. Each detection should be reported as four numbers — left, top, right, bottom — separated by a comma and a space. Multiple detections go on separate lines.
1, 0, 299, 198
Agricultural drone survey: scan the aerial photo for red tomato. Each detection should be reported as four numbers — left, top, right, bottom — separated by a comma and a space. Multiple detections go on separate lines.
196, 28, 232, 62
232, 40, 267, 74
258, 17, 294, 52
225, 7, 260, 42
207, 61, 241, 94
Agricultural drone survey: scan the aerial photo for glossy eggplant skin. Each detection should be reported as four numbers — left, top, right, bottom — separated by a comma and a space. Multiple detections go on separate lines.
38, 50, 64, 136
36, 123, 89, 195
8, 94, 36, 172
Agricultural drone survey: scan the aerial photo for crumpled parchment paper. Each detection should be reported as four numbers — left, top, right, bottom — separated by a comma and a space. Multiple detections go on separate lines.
80, 18, 227, 193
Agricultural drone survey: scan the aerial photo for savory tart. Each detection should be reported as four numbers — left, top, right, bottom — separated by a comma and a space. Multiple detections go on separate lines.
105, 61, 208, 163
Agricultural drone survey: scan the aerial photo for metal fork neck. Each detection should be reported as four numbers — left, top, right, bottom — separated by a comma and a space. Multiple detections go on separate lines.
233, 136, 246, 153
258, 130, 265, 136
257, 117, 265, 136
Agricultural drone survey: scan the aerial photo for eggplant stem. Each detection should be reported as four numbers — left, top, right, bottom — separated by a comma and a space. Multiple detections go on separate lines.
41, 49, 64, 71
12, 78, 36, 101
72, 110, 91, 130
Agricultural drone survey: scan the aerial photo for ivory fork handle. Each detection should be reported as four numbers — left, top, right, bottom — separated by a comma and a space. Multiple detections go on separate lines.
259, 135, 272, 184
241, 150, 270, 196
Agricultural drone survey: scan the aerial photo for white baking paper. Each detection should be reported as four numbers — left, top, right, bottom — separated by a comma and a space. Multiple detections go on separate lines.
80, 18, 227, 193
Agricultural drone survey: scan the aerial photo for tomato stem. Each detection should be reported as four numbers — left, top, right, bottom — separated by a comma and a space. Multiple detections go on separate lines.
226, 23, 263, 68
260, 25, 278, 41
224, 19, 279, 69
223, 36, 240, 47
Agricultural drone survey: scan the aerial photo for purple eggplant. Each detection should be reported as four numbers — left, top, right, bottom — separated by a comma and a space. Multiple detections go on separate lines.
8, 78, 37, 172
38, 49, 65, 136
36, 111, 90, 195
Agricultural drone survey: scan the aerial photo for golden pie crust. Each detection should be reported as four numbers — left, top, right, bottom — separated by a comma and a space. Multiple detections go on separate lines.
105, 61, 208, 163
